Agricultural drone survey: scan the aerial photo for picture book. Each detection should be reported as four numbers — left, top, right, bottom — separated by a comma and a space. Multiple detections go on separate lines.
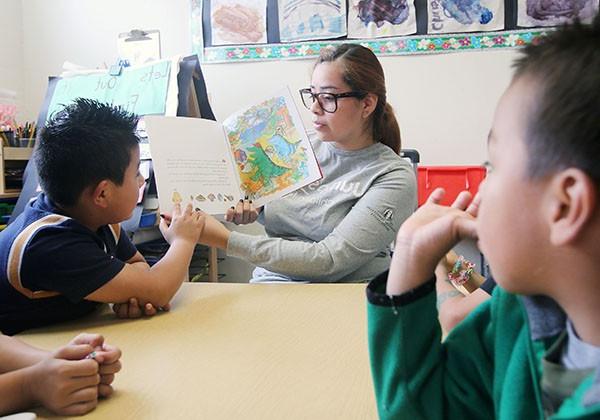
144, 88, 322, 215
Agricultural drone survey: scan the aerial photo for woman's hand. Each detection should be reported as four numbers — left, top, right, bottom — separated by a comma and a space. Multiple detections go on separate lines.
225, 198, 261, 225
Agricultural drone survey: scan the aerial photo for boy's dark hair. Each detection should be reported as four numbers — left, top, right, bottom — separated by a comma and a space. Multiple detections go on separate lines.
513, 14, 600, 184
35, 98, 139, 207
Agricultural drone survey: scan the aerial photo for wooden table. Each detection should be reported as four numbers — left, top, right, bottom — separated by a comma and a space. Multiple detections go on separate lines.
19, 283, 377, 419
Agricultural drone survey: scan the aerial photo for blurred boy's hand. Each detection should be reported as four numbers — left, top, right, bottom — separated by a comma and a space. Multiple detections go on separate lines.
67, 333, 122, 398
388, 188, 478, 295
159, 203, 205, 245
27, 342, 100, 415
161, 205, 230, 250
112, 298, 171, 319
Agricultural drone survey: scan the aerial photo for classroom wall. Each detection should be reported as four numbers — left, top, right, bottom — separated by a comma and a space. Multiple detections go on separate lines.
11, 0, 513, 281
0, 0, 24, 116
17, 0, 519, 165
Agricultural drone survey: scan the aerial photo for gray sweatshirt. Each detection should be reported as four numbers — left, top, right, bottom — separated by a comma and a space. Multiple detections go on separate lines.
226, 137, 417, 282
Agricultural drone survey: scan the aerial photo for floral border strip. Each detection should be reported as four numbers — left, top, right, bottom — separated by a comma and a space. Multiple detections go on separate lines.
192, 18, 550, 64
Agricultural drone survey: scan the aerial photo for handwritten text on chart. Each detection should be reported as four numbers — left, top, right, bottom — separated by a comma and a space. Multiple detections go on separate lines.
46, 60, 171, 120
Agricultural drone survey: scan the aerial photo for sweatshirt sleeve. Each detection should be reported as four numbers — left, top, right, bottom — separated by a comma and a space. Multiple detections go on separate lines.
226, 165, 417, 282
367, 272, 497, 420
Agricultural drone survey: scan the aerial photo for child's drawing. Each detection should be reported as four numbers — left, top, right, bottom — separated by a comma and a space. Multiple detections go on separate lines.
518, 0, 598, 27
442, 0, 494, 25
429, 0, 503, 32
211, 0, 268, 45
348, 0, 417, 38
278, 0, 347, 42
223, 95, 313, 201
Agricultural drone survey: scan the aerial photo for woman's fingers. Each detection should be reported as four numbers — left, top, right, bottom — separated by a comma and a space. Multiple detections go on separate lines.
242, 199, 252, 224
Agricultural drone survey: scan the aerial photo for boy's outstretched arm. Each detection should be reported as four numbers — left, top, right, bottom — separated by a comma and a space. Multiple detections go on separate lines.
0, 334, 49, 373
85, 203, 204, 308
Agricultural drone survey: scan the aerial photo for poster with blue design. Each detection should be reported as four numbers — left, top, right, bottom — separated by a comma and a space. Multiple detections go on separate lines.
211, 0, 268, 45
348, 0, 417, 38
428, 0, 504, 33
517, 0, 598, 27
278, 0, 347, 42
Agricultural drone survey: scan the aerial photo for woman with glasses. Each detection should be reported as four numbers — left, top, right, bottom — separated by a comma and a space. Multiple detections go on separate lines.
193, 43, 417, 282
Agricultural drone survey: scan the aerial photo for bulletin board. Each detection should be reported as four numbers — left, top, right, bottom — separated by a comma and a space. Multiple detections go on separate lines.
191, 0, 598, 63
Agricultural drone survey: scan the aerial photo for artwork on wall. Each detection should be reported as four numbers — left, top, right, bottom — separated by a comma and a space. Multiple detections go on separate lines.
191, 0, 563, 62
428, 0, 504, 33
278, 0, 347, 41
211, 0, 268, 45
347, 0, 417, 38
517, 0, 599, 27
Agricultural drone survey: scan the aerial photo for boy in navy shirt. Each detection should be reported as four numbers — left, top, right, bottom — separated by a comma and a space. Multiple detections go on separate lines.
0, 99, 204, 334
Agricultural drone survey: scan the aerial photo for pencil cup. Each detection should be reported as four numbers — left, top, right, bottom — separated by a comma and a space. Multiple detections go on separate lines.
1, 130, 16, 147
17, 138, 35, 148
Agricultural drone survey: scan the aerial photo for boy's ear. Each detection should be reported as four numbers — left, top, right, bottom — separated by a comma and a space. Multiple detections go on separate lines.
90, 180, 112, 209
362, 93, 378, 119
547, 168, 597, 245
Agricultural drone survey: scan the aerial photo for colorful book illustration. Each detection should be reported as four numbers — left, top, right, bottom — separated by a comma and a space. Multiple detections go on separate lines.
144, 88, 322, 215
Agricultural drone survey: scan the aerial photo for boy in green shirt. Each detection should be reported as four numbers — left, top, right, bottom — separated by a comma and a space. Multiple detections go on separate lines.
367, 15, 600, 419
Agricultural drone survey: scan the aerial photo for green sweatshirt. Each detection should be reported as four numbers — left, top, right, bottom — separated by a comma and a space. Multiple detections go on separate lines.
366, 272, 600, 419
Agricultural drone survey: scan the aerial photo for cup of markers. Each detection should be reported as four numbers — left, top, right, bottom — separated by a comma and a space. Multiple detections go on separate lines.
16, 122, 37, 147
0, 125, 15, 147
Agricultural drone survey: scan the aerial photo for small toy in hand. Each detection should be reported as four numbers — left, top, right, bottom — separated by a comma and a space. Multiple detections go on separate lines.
448, 255, 475, 286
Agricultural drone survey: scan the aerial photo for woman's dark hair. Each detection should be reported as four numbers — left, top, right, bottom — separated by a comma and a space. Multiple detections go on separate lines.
315, 44, 401, 154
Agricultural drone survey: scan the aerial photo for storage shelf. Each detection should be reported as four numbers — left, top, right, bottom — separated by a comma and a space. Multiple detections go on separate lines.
3, 147, 33, 160
0, 146, 33, 197
0, 191, 21, 199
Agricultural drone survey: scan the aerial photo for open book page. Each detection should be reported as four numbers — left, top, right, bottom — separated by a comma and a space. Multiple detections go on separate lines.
222, 88, 322, 207
144, 116, 242, 215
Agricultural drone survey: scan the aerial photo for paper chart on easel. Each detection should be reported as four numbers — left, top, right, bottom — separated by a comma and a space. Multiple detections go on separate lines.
46, 59, 173, 120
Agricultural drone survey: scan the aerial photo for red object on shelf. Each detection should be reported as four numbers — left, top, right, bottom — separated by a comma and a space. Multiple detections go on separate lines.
417, 166, 487, 207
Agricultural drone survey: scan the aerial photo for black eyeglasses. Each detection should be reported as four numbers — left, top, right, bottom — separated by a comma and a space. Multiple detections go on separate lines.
299, 88, 367, 113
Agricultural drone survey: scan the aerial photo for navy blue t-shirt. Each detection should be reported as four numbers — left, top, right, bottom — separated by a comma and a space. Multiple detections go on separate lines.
0, 193, 137, 334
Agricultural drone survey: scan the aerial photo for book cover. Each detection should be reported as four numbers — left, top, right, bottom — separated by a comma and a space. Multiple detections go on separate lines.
144, 88, 322, 215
